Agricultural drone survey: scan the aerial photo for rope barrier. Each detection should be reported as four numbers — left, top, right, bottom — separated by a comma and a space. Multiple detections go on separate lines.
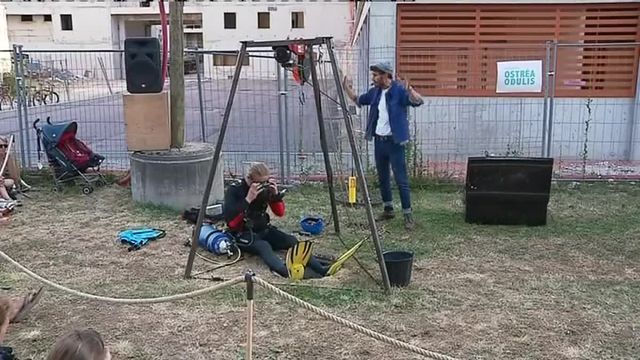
0, 250, 244, 304
1, 249, 460, 360
253, 277, 460, 360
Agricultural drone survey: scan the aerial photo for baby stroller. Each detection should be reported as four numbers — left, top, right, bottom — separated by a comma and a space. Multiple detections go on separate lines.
33, 117, 107, 194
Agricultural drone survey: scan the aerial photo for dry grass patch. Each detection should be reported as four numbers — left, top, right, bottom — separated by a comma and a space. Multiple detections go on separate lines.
0, 175, 638, 359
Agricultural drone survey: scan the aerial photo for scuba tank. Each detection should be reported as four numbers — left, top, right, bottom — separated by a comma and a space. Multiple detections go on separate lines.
0, 346, 16, 360
198, 224, 234, 256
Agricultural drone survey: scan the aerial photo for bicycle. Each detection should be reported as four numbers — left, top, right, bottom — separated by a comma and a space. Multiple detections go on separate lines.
33, 79, 60, 105
0, 85, 15, 111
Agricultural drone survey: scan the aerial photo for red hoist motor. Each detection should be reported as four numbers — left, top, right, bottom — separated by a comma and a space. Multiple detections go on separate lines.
289, 43, 306, 85
273, 41, 308, 85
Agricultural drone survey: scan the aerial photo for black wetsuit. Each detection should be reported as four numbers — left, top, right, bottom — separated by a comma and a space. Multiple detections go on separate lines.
223, 179, 328, 278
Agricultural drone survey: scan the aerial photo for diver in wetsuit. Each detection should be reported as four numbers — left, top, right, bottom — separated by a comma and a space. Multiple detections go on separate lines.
223, 162, 330, 278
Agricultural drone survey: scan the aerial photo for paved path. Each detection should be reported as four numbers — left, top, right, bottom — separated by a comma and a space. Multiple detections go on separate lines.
0, 78, 347, 170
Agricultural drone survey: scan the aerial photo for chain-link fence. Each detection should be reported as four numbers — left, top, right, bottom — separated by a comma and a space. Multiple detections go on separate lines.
0, 42, 638, 181
0, 44, 362, 181
186, 45, 363, 184
384, 44, 551, 180
0, 47, 129, 169
547, 42, 640, 180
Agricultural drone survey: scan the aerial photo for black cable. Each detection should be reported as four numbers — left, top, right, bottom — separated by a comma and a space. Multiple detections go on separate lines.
304, 79, 342, 107
283, 67, 342, 107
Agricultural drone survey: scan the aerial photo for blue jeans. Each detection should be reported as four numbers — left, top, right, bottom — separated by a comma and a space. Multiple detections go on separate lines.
374, 136, 412, 212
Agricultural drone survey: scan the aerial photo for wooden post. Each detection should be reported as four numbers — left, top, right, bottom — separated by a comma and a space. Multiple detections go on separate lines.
169, 0, 185, 148
244, 271, 255, 360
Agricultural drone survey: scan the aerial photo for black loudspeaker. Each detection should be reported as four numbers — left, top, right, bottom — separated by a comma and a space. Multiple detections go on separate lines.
464, 156, 554, 226
124, 37, 163, 94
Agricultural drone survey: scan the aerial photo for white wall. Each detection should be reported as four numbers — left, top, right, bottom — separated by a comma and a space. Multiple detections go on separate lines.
200, 3, 350, 49
549, 99, 637, 161
4, 3, 112, 50
2, 2, 352, 80
632, 100, 640, 161
200, 2, 351, 80
0, 6, 10, 74
412, 97, 638, 162
2, 3, 117, 79
49, 7, 112, 49
125, 21, 148, 38
109, 1, 352, 50
7, 15, 54, 46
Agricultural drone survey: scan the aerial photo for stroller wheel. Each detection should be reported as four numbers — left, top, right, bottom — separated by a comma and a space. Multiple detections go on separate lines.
81, 186, 93, 195
52, 185, 63, 193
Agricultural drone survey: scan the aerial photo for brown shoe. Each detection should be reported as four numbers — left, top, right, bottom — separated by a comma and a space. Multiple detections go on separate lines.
376, 209, 395, 221
404, 213, 416, 230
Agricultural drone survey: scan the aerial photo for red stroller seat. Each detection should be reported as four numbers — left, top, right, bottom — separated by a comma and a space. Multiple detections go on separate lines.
59, 131, 93, 170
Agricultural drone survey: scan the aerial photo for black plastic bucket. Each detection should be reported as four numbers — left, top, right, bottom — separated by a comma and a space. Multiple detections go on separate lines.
383, 250, 414, 287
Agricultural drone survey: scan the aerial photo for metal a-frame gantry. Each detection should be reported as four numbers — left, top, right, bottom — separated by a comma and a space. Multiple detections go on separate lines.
183, 37, 391, 293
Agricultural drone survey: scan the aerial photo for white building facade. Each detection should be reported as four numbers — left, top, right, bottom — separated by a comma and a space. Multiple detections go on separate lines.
0, 0, 356, 78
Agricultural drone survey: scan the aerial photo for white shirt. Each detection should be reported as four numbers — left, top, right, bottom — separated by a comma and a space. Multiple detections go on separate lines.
375, 88, 391, 136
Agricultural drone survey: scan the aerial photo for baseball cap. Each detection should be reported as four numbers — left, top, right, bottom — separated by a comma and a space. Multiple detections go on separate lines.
369, 61, 393, 75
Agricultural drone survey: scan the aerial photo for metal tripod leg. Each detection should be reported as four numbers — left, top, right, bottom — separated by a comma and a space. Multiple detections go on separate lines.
184, 43, 248, 278
323, 37, 392, 293
307, 44, 341, 235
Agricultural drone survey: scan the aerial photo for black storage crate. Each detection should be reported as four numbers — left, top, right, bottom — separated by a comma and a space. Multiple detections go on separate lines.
464, 156, 554, 226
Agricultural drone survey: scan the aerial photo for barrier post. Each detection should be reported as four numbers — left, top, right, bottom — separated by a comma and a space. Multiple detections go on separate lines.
244, 270, 255, 360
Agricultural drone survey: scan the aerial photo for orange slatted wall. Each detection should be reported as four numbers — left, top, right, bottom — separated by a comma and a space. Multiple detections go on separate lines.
396, 3, 640, 97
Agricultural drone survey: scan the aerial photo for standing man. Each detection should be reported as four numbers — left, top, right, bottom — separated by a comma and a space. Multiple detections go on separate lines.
343, 62, 424, 230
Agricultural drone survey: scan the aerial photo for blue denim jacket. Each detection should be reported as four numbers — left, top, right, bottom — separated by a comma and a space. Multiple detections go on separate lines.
356, 80, 424, 145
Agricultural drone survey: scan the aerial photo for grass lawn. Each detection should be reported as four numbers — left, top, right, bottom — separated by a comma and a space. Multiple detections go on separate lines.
1, 172, 638, 359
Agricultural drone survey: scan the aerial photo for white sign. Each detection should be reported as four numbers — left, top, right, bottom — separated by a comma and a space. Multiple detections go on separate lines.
496, 60, 543, 93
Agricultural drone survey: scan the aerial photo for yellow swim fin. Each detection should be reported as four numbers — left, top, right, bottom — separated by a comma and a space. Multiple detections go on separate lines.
326, 239, 365, 276
286, 240, 313, 281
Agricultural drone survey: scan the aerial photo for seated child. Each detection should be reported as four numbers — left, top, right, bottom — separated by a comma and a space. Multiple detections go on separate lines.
47, 328, 111, 360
